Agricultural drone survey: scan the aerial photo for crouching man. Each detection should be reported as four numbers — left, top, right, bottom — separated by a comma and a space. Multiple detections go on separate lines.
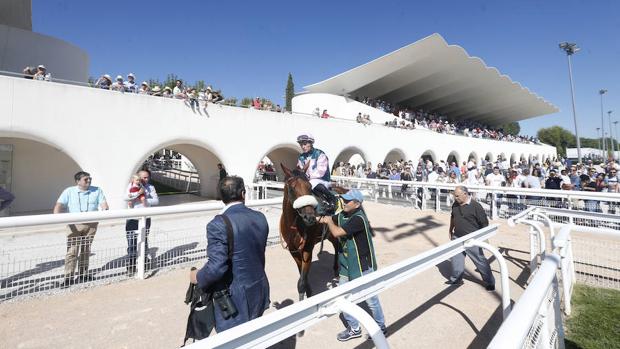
317, 189, 387, 341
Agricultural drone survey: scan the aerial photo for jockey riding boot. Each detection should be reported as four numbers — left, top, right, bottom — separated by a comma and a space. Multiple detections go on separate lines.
313, 184, 337, 216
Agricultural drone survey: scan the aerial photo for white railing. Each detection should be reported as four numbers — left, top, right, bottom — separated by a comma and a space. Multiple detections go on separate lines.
187, 225, 510, 349
333, 175, 620, 220
0, 198, 282, 300
151, 168, 201, 193
488, 253, 564, 349
247, 181, 284, 200
491, 207, 619, 349
509, 206, 620, 289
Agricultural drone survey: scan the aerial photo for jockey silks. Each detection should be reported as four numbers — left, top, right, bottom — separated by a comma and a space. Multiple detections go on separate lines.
297, 148, 331, 185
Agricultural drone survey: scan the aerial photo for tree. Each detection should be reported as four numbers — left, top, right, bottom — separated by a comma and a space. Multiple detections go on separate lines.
500, 121, 520, 136
163, 73, 180, 89
223, 97, 237, 106
193, 80, 206, 91
537, 126, 575, 157
240, 97, 253, 108
285, 73, 294, 112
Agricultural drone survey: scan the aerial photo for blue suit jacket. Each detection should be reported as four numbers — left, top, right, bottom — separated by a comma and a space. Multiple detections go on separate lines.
196, 203, 270, 332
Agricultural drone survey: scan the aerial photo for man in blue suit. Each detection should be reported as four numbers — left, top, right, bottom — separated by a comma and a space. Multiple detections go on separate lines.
190, 176, 270, 332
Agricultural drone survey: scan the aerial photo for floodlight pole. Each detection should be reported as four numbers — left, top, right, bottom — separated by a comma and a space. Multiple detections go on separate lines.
600, 89, 608, 159
615, 120, 620, 160
559, 42, 582, 164
596, 127, 601, 159
608, 110, 614, 160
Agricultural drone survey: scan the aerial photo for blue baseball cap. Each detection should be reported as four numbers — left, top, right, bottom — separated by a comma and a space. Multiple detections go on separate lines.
341, 189, 364, 203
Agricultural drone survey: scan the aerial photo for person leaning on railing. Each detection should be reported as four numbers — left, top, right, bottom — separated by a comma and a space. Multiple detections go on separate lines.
53, 171, 109, 287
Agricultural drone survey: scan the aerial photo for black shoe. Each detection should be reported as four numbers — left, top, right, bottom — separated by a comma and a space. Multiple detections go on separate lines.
445, 279, 464, 286
485, 284, 495, 291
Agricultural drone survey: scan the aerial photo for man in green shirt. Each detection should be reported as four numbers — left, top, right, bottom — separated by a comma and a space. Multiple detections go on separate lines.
318, 189, 387, 342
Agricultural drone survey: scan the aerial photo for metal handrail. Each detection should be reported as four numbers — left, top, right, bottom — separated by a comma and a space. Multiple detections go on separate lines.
0, 197, 282, 231
187, 225, 502, 349
488, 254, 562, 349
332, 175, 620, 200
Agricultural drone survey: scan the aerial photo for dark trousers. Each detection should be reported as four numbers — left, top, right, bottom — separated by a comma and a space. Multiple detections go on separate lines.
125, 218, 151, 269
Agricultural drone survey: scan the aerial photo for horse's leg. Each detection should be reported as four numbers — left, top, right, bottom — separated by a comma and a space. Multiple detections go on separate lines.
297, 249, 314, 301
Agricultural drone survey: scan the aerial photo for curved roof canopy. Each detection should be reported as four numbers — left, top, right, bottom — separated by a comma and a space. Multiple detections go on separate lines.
304, 33, 558, 126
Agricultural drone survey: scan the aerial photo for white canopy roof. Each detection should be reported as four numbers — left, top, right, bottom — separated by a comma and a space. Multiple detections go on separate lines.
304, 33, 558, 126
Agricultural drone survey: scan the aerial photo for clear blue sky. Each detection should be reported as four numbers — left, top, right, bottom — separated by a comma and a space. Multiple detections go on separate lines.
33, 0, 620, 139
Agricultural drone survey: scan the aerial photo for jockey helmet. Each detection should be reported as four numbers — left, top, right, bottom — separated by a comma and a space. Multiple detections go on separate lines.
297, 134, 315, 144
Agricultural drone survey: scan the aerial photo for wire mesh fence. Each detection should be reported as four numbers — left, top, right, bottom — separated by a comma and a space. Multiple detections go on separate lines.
0, 206, 282, 302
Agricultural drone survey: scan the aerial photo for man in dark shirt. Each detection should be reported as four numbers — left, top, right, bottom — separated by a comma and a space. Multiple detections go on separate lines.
544, 169, 563, 190
318, 189, 386, 341
446, 186, 496, 291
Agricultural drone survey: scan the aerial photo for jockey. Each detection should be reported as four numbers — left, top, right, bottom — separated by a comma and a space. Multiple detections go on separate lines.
297, 133, 337, 214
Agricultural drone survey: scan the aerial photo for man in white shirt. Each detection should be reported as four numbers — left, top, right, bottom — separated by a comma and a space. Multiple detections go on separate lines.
124, 170, 159, 275
485, 167, 505, 187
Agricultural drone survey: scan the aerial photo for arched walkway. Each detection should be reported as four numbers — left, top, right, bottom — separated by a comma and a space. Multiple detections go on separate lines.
256, 144, 300, 182
468, 151, 478, 163
132, 143, 224, 199
510, 153, 517, 166
334, 146, 367, 169
0, 136, 82, 215
421, 149, 436, 164
447, 151, 460, 165
485, 152, 494, 163
384, 148, 406, 164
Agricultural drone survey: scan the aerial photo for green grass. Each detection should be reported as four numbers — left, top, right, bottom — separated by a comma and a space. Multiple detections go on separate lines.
564, 284, 620, 349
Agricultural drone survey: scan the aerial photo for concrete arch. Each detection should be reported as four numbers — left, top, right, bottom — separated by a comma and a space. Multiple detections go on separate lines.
334, 146, 367, 168
131, 140, 225, 198
467, 151, 478, 162
384, 148, 406, 164
0, 135, 82, 215
510, 153, 517, 166
421, 149, 436, 164
485, 152, 494, 163
256, 143, 300, 182
446, 151, 460, 165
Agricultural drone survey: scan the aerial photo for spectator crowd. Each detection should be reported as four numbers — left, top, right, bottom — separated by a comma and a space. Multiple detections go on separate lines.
332, 155, 620, 195
357, 96, 540, 144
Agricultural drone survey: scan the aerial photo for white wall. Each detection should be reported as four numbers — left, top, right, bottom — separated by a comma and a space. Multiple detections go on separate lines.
0, 24, 89, 82
0, 137, 81, 214
0, 75, 556, 213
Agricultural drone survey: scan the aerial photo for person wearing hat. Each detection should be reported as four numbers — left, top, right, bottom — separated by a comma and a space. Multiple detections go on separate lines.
296, 133, 336, 215
23, 66, 36, 79
317, 189, 387, 341
138, 81, 150, 95
124, 73, 137, 93
111, 75, 126, 92
162, 86, 172, 98
33, 65, 51, 81
95, 74, 112, 89
151, 85, 162, 97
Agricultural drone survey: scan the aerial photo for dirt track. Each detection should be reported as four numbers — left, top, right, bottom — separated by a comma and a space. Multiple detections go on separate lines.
0, 201, 534, 349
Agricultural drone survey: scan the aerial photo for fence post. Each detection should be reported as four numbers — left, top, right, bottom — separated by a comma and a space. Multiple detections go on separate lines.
465, 239, 512, 319
136, 216, 148, 279
435, 186, 440, 212
491, 192, 498, 220
421, 187, 427, 210
336, 300, 390, 349
374, 182, 379, 202
387, 183, 393, 199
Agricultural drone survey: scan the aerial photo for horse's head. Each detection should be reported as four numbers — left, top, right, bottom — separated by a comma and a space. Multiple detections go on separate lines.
281, 163, 318, 226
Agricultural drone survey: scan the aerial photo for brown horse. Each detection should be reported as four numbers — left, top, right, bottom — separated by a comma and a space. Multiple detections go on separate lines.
279, 164, 340, 302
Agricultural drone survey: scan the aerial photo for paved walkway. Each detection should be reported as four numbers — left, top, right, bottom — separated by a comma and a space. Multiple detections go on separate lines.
0, 202, 533, 349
